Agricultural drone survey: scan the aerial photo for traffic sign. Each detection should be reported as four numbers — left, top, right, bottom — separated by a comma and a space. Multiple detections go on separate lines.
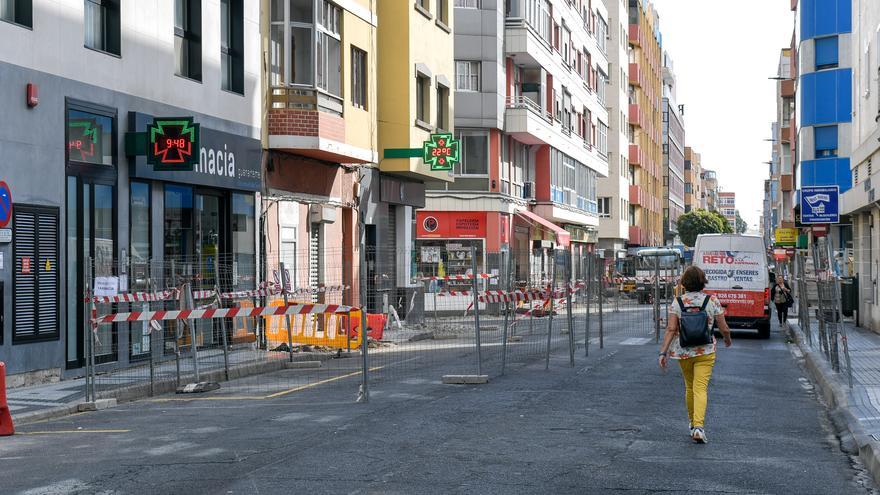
0, 181, 11, 228
800, 185, 839, 224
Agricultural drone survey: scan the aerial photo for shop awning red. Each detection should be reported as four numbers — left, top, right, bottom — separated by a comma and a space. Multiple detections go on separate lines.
515, 209, 570, 248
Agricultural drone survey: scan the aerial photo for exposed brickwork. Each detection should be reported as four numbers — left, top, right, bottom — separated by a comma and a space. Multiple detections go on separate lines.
268, 109, 345, 143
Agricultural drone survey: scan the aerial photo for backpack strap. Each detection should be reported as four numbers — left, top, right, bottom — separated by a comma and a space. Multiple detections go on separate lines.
699, 295, 711, 311
676, 296, 685, 312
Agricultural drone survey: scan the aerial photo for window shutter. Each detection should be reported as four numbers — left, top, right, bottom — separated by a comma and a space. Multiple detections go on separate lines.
14, 209, 37, 340
38, 212, 59, 335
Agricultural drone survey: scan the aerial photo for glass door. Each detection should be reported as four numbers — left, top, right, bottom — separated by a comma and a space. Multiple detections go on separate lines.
66, 177, 117, 367
195, 192, 223, 347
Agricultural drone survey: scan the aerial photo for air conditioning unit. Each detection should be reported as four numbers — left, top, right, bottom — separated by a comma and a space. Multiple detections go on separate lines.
523, 181, 536, 200
308, 204, 336, 224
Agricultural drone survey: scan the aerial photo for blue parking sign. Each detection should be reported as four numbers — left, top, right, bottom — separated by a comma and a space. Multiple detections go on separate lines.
800, 185, 839, 224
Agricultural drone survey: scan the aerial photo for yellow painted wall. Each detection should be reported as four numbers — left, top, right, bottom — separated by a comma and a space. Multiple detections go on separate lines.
378, 2, 455, 182
342, 7, 378, 156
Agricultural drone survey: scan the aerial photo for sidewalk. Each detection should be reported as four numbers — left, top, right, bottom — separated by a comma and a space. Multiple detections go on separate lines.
790, 315, 880, 486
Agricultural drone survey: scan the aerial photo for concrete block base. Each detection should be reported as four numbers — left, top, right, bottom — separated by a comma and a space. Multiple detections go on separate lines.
284, 361, 322, 369
77, 399, 118, 412
442, 375, 489, 385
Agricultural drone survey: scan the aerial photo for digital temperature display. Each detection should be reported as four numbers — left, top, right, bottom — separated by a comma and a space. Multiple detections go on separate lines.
422, 133, 460, 171
147, 117, 200, 171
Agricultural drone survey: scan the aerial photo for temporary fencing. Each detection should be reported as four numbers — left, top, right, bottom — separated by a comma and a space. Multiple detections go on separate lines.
80, 243, 674, 405
794, 239, 853, 388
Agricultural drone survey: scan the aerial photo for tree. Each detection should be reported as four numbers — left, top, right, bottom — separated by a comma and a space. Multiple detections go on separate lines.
734, 210, 748, 234
708, 210, 734, 234
677, 209, 730, 246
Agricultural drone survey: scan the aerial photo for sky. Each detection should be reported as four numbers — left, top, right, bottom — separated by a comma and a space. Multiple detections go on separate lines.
651, 0, 794, 231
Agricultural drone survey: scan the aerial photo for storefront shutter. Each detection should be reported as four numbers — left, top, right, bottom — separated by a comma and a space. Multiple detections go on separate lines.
386, 206, 397, 291
13, 206, 59, 342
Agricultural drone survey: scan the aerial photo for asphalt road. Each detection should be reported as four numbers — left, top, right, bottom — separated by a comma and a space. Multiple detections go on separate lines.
1, 313, 876, 494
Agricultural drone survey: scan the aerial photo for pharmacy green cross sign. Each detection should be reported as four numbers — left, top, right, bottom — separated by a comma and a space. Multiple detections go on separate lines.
422, 133, 460, 171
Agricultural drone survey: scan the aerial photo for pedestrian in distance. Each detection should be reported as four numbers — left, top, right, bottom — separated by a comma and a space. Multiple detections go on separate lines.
771, 274, 793, 328
658, 265, 733, 444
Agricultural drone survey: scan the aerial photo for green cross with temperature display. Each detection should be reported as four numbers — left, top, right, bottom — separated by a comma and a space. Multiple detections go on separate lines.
423, 133, 460, 171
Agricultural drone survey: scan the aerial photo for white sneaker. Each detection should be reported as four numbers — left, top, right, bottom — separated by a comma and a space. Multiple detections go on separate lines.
688, 424, 694, 436
692, 427, 707, 444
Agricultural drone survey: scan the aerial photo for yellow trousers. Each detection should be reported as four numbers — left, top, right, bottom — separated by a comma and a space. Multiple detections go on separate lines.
677, 353, 716, 428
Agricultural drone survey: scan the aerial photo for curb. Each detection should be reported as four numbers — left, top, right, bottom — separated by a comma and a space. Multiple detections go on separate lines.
789, 322, 880, 487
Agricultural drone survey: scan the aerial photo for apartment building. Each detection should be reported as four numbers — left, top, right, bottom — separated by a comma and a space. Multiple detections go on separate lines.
841, 0, 880, 329
598, 0, 633, 257
626, 0, 664, 247
263, 0, 378, 313
0, 0, 262, 379
421, 0, 609, 283
684, 147, 702, 213
661, 51, 684, 245
702, 169, 718, 211
718, 191, 736, 230
772, 48, 796, 231
378, 1, 454, 314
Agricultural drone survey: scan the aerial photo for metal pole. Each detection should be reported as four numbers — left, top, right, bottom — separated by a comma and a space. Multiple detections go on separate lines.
184, 283, 200, 382
359, 216, 369, 402
501, 250, 511, 375
545, 249, 556, 370
653, 256, 660, 344
585, 252, 591, 357
472, 245, 483, 376
83, 257, 93, 402
566, 249, 575, 367
598, 256, 604, 349
279, 261, 295, 362
835, 276, 854, 388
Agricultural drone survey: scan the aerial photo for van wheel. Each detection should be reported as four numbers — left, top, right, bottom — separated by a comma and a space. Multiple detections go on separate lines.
758, 322, 771, 339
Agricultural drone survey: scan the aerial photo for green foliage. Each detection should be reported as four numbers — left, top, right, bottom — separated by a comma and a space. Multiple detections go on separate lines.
677, 209, 730, 246
734, 210, 748, 234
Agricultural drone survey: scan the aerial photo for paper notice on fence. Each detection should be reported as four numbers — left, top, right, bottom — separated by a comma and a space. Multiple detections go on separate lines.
94, 276, 120, 297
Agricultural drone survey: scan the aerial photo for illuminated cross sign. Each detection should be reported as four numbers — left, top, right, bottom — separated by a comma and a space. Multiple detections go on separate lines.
423, 133, 460, 171
147, 117, 200, 171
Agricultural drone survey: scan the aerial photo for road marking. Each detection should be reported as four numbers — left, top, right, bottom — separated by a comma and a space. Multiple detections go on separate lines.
18, 429, 130, 435
620, 337, 652, 345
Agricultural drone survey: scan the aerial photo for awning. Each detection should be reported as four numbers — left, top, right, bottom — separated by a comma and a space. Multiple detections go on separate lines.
515, 209, 571, 248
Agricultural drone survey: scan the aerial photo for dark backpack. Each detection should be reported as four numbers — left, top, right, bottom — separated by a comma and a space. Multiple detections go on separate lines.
677, 296, 713, 348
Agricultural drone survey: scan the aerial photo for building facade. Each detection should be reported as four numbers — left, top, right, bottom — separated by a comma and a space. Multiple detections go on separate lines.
626, 0, 664, 247
598, 0, 633, 257
0, 0, 262, 379
263, 0, 378, 315
702, 168, 718, 212
684, 147, 702, 213
661, 51, 685, 244
718, 191, 736, 230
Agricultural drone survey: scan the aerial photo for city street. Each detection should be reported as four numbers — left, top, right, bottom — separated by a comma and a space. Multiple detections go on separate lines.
1, 318, 875, 494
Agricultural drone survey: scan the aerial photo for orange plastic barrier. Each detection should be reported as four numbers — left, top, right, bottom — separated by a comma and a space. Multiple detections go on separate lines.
0, 362, 14, 436
264, 299, 361, 350
348, 313, 386, 341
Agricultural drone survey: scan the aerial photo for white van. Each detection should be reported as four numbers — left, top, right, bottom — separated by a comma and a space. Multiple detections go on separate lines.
693, 234, 771, 338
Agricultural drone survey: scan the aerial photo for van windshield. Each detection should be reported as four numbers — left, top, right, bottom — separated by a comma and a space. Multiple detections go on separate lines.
698, 250, 766, 290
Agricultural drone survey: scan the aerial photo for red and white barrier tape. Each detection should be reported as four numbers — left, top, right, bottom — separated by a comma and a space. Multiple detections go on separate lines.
88, 282, 348, 304
421, 273, 496, 281
93, 303, 355, 325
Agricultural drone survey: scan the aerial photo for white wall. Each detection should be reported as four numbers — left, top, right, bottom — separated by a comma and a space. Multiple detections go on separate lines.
0, 0, 261, 130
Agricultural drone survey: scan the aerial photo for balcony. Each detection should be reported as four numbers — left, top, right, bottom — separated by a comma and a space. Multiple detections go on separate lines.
628, 143, 642, 167
629, 225, 645, 245
629, 184, 646, 206
505, 19, 553, 69
267, 87, 373, 163
780, 174, 794, 192
629, 63, 642, 87
628, 24, 642, 47
781, 79, 795, 98
504, 96, 593, 166
629, 103, 641, 128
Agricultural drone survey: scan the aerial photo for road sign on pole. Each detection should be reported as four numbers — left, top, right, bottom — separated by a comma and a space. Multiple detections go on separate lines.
800, 185, 839, 224
0, 181, 12, 228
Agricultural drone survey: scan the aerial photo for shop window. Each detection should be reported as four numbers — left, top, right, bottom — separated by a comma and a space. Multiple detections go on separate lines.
0, 0, 32, 28
66, 106, 115, 167
13, 205, 60, 343
130, 182, 151, 263
84, 0, 120, 55
164, 185, 194, 262
454, 131, 489, 176
232, 193, 256, 290
220, 0, 244, 94
174, 0, 202, 81
129, 182, 152, 359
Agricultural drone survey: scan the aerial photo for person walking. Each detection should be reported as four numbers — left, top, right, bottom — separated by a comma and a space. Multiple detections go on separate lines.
658, 266, 732, 444
771, 274, 793, 327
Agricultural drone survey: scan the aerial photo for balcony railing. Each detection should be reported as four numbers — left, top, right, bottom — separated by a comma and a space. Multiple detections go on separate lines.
505, 95, 551, 121
270, 86, 343, 117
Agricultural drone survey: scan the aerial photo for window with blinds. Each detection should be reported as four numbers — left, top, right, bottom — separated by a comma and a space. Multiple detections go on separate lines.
13, 205, 60, 343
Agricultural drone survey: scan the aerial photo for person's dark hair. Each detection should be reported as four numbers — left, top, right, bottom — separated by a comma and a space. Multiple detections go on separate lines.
681, 266, 708, 292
